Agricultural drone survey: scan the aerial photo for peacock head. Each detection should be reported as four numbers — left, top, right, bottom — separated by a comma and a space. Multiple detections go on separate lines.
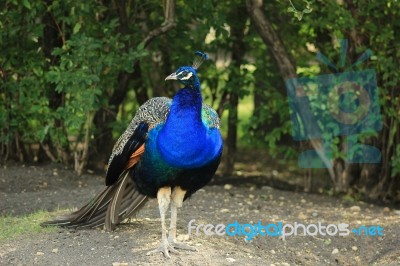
165, 51, 208, 87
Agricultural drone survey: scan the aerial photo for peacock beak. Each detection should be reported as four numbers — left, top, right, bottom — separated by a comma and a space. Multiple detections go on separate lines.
165, 72, 178, 81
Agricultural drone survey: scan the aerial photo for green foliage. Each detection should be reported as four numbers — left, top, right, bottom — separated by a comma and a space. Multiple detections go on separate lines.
46, 25, 145, 136
0, 1, 47, 147
0, 0, 146, 162
298, 0, 400, 169
391, 144, 400, 177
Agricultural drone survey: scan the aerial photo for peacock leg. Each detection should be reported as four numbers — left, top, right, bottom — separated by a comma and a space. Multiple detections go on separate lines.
147, 187, 177, 258
168, 186, 197, 251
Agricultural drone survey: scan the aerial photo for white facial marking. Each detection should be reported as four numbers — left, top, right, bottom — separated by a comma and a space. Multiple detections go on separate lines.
178, 71, 193, 80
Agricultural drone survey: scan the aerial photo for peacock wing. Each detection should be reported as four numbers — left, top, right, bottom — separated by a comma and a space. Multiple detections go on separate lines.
105, 97, 172, 186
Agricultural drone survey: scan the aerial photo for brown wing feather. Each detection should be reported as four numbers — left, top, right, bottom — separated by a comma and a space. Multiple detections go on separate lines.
125, 144, 145, 170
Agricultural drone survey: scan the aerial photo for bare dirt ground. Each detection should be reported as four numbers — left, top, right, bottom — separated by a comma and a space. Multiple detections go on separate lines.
0, 159, 399, 266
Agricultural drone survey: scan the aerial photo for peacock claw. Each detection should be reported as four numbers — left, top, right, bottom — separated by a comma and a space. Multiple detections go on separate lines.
168, 238, 198, 251
146, 241, 179, 258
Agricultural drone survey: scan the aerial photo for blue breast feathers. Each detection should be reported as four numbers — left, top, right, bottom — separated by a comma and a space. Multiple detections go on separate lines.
156, 119, 222, 169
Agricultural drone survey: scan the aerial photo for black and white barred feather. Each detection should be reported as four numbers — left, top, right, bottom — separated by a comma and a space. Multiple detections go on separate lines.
107, 97, 171, 174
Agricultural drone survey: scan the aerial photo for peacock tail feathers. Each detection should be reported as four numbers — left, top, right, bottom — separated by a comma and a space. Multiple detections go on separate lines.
41, 171, 148, 231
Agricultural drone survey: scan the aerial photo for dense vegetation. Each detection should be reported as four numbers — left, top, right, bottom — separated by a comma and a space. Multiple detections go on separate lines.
1, 0, 399, 202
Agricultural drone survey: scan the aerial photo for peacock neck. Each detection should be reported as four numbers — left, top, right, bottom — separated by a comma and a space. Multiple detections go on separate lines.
167, 85, 203, 127
157, 84, 213, 168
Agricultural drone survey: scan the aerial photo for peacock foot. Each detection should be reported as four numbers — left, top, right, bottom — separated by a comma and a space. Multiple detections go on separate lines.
168, 237, 198, 251
146, 240, 179, 258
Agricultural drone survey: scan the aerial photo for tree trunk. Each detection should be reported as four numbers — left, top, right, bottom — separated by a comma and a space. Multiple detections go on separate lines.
92, 72, 135, 170
222, 6, 247, 176
42, 0, 68, 163
246, 0, 337, 186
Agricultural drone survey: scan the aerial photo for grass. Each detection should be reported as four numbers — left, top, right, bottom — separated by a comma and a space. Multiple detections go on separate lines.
0, 210, 62, 242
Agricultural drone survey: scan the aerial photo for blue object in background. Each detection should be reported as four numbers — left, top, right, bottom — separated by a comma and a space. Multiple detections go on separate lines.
285, 40, 382, 168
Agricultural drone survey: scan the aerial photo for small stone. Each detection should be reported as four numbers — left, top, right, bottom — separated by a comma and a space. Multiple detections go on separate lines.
332, 248, 339, 254
312, 212, 318, 217
220, 208, 230, 213
226, 258, 236, 262
350, 206, 361, 212
352, 246, 358, 251
36, 252, 44, 256
282, 263, 290, 266
383, 207, 390, 213
114, 235, 119, 239
298, 212, 307, 219
249, 194, 255, 199
52, 248, 58, 253
393, 210, 400, 215
224, 184, 233, 190
270, 249, 276, 254
261, 186, 273, 190
177, 234, 189, 242
300, 199, 306, 204
112, 263, 128, 266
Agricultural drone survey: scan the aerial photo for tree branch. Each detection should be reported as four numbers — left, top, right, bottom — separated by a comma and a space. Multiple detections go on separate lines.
142, 0, 176, 48
246, 0, 296, 79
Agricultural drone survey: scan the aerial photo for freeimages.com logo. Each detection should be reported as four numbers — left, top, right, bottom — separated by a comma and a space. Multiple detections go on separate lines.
285, 39, 382, 168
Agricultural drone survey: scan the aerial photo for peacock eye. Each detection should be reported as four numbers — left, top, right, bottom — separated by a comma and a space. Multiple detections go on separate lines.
182, 71, 188, 76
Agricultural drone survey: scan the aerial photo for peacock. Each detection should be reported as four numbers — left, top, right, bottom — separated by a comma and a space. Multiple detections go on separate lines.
42, 51, 223, 258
